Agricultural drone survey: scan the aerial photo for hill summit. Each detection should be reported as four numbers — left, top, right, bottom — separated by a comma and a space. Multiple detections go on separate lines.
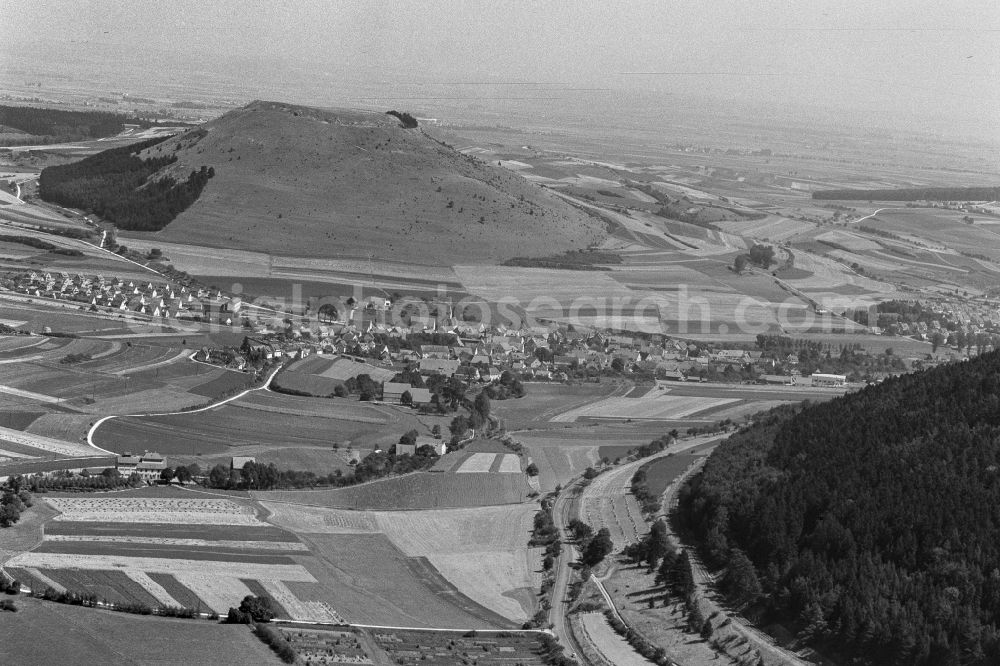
130, 100, 606, 264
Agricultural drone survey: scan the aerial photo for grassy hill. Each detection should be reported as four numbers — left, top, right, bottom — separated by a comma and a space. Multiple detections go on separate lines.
128, 100, 606, 264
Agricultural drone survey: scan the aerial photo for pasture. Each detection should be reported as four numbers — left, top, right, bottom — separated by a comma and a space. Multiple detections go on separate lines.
255, 471, 533, 510
0, 596, 283, 666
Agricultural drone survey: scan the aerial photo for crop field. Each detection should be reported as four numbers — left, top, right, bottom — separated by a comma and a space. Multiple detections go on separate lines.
552, 389, 738, 422
491, 381, 625, 428
454, 265, 636, 305
0, 424, 96, 458
185, 368, 254, 397
235, 390, 388, 422
454, 452, 521, 473
3, 495, 357, 623
714, 215, 815, 241
520, 442, 600, 492
871, 209, 1000, 261
0, 596, 284, 666
265, 502, 539, 622
45, 498, 267, 525
578, 455, 662, 549
316, 356, 398, 383
256, 471, 532, 510
291, 532, 515, 628
367, 627, 549, 666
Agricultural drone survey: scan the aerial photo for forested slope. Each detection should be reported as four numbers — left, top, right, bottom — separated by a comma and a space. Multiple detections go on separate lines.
680, 352, 1000, 665
38, 136, 214, 231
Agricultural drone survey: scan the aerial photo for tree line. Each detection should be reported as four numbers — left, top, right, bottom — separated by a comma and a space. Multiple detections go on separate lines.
813, 186, 1000, 201
0, 105, 175, 142
680, 350, 1000, 664
38, 136, 214, 231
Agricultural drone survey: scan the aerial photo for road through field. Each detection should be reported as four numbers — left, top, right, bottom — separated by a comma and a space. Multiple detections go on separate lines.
86, 362, 283, 454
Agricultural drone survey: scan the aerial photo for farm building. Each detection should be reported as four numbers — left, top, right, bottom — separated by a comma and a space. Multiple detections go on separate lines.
116, 451, 168, 482
396, 437, 446, 457
382, 382, 433, 405
810, 373, 847, 387
231, 456, 256, 472
419, 358, 460, 376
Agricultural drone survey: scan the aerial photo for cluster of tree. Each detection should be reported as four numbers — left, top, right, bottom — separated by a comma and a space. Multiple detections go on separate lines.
755, 333, 906, 380
226, 594, 275, 624
38, 137, 214, 231
0, 234, 60, 250
733, 244, 777, 272
629, 468, 662, 514
23, 468, 139, 493
502, 249, 622, 271
0, 478, 31, 528
0, 105, 167, 142
679, 352, 1000, 664
572, 520, 613, 568
814, 186, 1000, 201
253, 623, 297, 664
530, 503, 562, 569
604, 609, 673, 665
537, 633, 579, 666
482, 370, 525, 400
60, 352, 93, 364
624, 519, 676, 574
386, 110, 418, 128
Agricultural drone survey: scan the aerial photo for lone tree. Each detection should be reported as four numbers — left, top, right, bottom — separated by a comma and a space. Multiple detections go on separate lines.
733, 254, 750, 273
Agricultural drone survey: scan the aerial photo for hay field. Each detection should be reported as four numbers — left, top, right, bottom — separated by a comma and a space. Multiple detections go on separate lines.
551, 391, 738, 422
45, 498, 266, 526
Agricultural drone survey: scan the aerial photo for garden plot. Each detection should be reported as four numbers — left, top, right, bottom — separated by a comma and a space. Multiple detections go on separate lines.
551, 391, 738, 422
45, 498, 266, 526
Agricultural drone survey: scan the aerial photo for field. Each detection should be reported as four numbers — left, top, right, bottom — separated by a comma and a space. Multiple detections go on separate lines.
578, 612, 657, 666
263, 501, 541, 622
3, 495, 356, 624
0, 595, 284, 666
92, 393, 422, 455
552, 389, 738, 422
491, 381, 627, 428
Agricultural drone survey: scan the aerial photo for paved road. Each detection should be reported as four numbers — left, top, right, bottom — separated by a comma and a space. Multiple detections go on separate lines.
550, 482, 588, 664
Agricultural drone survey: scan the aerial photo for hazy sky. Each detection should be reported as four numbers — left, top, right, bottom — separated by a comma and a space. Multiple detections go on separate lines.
3, 0, 998, 137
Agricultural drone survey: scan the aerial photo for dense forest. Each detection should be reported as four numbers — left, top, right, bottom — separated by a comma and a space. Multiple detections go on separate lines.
0, 105, 171, 143
813, 186, 1000, 201
38, 137, 214, 231
679, 351, 1000, 664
